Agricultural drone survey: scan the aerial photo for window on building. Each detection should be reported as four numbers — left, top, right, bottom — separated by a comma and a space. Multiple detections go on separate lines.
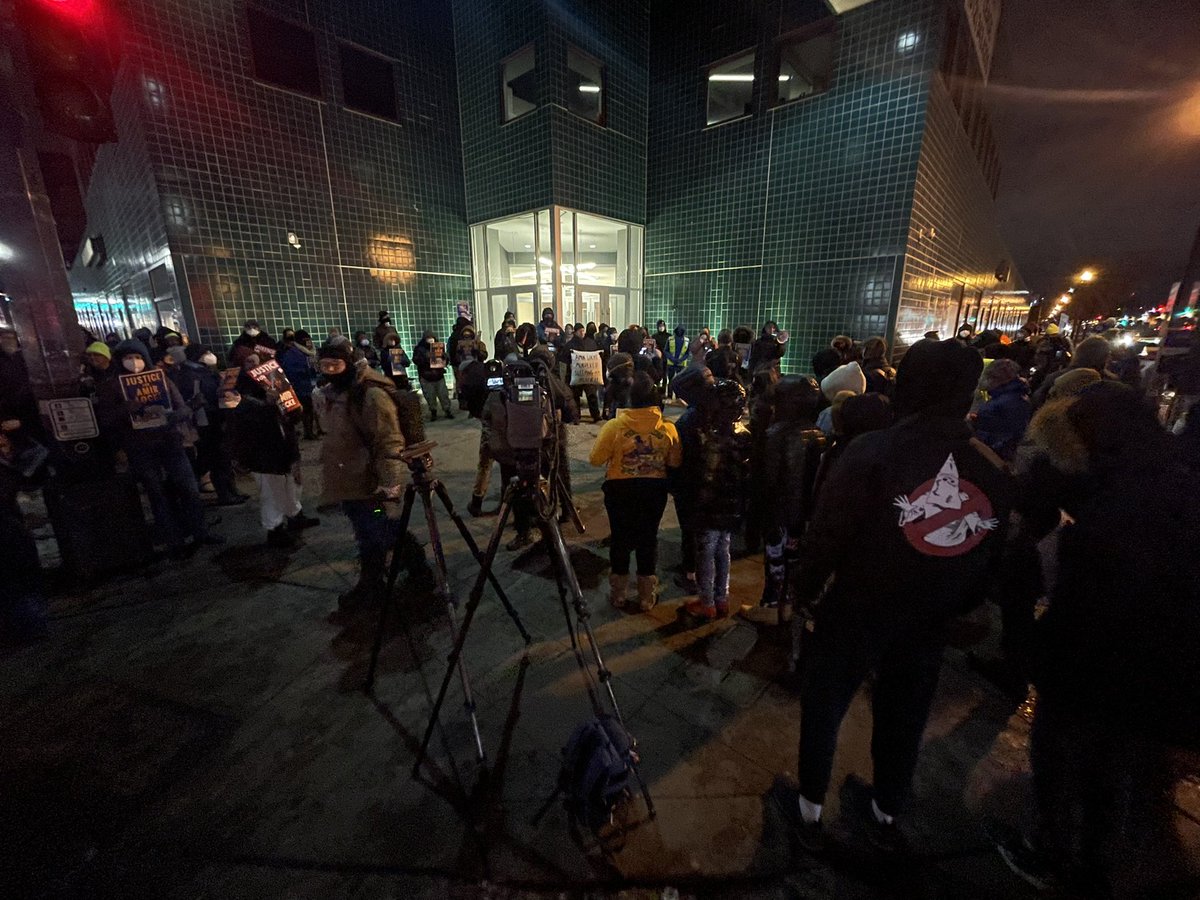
501, 44, 537, 122
247, 6, 320, 97
339, 43, 398, 120
777, 23, 835, 104
566, 46, 605, 125
707, 51, 755, 126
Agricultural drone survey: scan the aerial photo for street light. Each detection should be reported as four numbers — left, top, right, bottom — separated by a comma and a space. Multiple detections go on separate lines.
1077, 269, 1097, 283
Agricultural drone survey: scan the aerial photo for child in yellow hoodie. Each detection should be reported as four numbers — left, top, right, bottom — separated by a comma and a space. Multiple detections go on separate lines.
589, 372, 682, 611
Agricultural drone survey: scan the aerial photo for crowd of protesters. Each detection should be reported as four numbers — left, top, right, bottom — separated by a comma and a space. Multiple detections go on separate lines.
3, 304, 1199, 897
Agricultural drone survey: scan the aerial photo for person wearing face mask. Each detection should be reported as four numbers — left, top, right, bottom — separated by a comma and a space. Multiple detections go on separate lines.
228, 355, 318, 548
353, 331, 380, 369
229, 318, 277, 367
314, 341, 427, 609
78, 341, 114, 397
413, 329, 454, 421
536, 307, 563, 350
494, 316, 518, 360
176, 345, 246, 505
94, 339, 223, 558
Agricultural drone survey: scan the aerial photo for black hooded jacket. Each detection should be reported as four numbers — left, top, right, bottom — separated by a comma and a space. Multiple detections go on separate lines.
94, 339, 191, 452
798, 339, 1013, 624
749, 322, 785, 374
763, 378, 827, 533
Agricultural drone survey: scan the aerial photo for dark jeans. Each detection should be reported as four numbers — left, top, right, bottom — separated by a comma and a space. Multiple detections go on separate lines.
603, 478, 669, 577
299, 393, 319, 437
193, 421, 237, 501
342, 498, 400, 574
126, 441, 208, 547
571, 384, 600, 421
798, 610, 945, 815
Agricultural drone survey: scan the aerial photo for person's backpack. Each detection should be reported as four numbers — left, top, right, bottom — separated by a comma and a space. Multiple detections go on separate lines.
553, 714, 639, 836
354, 378, 426, 446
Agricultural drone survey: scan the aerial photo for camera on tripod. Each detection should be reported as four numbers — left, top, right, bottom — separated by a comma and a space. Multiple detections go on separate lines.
398, 440, 438, 474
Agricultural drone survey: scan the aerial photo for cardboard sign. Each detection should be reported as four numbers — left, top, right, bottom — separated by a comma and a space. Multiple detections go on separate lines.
217, 368, 241, 409
456, 302, 472, 322
252, 343, 276, 360
388, 347, 407, 369
47, 398, 99, 441
429, 341, 446, 370
248, 358, 302, 413
120, 369, 173, 430
544, 326, 561, 348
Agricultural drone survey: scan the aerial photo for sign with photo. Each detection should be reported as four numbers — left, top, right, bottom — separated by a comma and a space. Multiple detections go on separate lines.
119, 368, 173, 430
248, 358, 302, 413
217, 368, 242, 409
429, 341, 447, 369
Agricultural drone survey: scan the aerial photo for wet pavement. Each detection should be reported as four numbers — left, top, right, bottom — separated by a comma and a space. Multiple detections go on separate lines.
3, 410, 1198, 898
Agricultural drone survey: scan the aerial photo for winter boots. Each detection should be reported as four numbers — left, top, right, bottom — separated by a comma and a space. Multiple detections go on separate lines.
635, 575, 659, 612
608, 573, 629, 609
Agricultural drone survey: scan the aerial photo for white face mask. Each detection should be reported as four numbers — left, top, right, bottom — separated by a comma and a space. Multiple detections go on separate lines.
200, 352, 217, 366
123, 357, 145, 374
359, 339, 370, 347
245, 327, 260, 338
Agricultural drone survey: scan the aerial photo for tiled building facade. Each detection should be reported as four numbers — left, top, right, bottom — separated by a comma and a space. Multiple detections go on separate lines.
67, 0, 1022, 368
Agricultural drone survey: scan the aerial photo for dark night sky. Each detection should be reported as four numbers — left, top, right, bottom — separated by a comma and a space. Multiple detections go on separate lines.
987, 0, 1200, 308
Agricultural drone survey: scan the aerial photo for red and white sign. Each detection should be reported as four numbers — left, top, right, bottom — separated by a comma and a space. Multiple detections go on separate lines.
894, 454, 997, 558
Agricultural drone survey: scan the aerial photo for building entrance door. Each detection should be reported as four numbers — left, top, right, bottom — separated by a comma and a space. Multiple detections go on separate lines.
570, 288, 634, 331
485, 289, 536, 341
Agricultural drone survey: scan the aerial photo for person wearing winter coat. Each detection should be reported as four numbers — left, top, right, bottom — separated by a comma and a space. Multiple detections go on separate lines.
1009, 325, 1037, 372
278, 330, 320, 439
228, 359, 319, 548
815, 361, 867, 434
860, 336, 896, 397
565, 323, 601, 423
992, 382, 1200, 895
973, 359, 1031, 462
666, 365, 714, 595
378, 331, 412, 393
750, 376, 826, 623
589, 372, 682, 612
1028, 325, 1072, 391
535, 307, 564, 350
811, 391, 894, 503
681, 378, 752, 622
93, 339, 223, 557
748, 320, 786, 375
373, 310, 397, 349
315, 340, 426, 610
412, 329, 454, 420
789, 337, 1012, 852
604, 351, 635, 419
183, 344, 246, 506
228, 319, 277, 368
494, 317, 519, 361
1031, 335, 1113, 408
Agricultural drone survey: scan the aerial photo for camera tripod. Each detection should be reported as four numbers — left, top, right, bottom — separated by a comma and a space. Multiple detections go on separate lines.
365, 441, 531, 765
412, 453, 655, 822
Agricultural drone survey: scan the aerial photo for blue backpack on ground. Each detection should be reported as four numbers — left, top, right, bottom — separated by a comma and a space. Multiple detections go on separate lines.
557, 714, 639, 834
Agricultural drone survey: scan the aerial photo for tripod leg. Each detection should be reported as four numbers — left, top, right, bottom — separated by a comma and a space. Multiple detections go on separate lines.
414, 481, 517, 778
366, 486, 417, 693
419, 488, 486, 766
432, 480, 531, 645
541, 514, 657, 819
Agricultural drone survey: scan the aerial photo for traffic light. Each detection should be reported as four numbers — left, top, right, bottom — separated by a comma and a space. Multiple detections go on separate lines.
15, 0, 117, 143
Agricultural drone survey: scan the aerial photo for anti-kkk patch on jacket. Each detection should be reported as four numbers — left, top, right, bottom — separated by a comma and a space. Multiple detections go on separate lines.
893, 453, 998, 557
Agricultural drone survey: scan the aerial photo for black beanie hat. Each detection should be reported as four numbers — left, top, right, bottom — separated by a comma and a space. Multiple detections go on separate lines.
319, 341, 355, 364
894, 338, 983, 419
773, 375, 821, 422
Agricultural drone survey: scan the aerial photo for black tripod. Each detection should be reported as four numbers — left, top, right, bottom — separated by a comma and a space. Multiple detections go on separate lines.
365, 441, 531, 765
412, 451, 655, 822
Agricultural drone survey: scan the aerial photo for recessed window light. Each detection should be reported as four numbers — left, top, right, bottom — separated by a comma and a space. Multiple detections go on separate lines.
578, 84, 600, 94
709, 73, 755, 82
524, 243, 532, 249
588, 243, 596, 249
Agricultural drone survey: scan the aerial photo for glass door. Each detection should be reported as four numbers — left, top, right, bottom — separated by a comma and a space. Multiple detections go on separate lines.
578, 289, 606, 328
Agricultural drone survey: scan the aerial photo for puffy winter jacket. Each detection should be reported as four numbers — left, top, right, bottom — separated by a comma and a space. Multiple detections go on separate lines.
763, 421, 826, 533
692, 422, 752, 532
973, 379, 1031, 461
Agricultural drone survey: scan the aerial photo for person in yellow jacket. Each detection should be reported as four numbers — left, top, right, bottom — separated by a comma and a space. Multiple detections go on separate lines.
589, 372, 682, 612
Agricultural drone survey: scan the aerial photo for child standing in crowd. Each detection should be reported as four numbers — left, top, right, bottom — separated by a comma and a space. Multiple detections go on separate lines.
683, 378, 751, 621
589, 372, 681, 612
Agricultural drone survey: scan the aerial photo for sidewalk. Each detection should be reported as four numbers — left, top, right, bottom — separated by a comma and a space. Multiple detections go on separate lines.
3, 412, 1197, 899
